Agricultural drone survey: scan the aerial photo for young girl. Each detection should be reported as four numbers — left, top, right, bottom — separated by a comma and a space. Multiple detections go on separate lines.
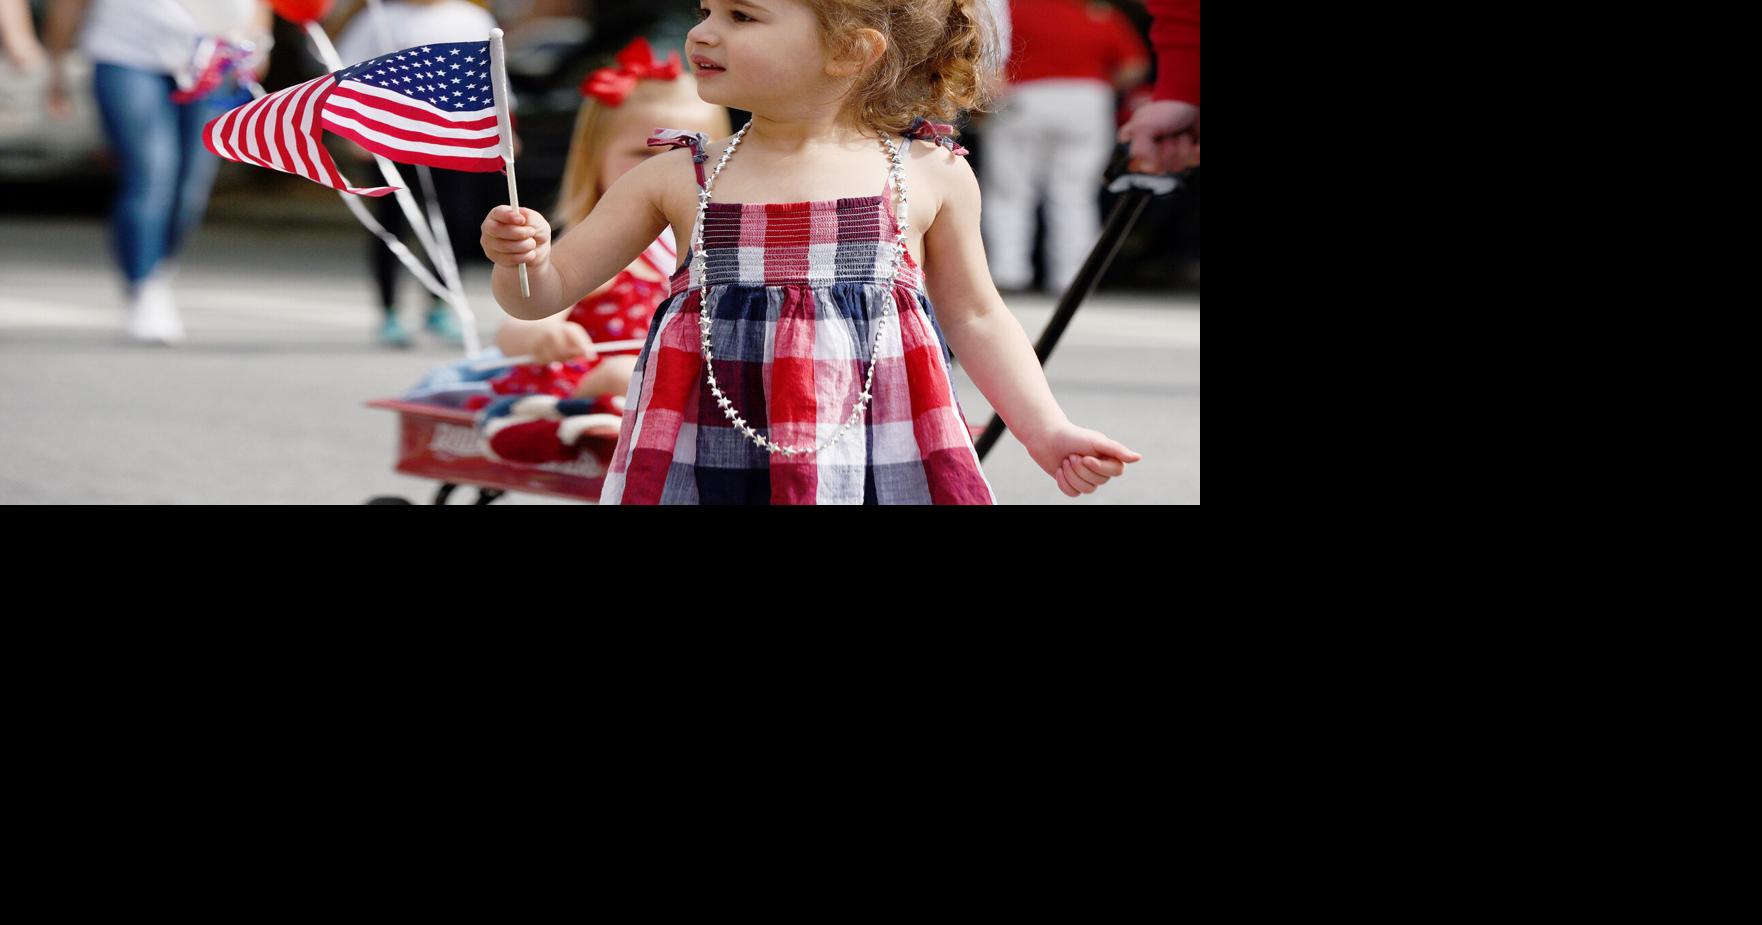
466, 37, 730, 465
481, 0, 1142, 503
481, 37, 730, 416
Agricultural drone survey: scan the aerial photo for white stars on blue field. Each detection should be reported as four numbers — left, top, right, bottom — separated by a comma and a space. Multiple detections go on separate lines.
337, 41, 497, 111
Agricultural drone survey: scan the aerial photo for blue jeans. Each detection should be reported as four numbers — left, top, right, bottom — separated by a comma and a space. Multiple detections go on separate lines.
91, 63, 231, 286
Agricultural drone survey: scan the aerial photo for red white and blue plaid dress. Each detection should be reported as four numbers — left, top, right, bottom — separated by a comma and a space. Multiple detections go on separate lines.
598, 126, 997, 505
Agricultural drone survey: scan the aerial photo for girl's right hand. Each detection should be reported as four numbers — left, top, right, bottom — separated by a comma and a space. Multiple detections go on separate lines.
533, 321, 598, 365
481, 206, 552, 269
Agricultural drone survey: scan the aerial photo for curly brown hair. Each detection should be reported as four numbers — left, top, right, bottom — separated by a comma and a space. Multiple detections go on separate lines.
800, 0, 1004, 140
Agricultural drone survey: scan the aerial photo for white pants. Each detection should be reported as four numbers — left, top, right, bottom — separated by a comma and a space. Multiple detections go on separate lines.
981, 79, 1117, 293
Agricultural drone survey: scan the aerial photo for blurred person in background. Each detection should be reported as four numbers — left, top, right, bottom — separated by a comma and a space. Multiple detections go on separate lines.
333, 0, 499, 348
982, 0, 1147, 295
44, 0, 272, 345
1117, 0, 1198, 174
1, 0, 44, 72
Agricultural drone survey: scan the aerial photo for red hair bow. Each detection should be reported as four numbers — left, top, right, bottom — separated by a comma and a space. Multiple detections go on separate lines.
908, 117, 969, 156
580, 37, 684, 107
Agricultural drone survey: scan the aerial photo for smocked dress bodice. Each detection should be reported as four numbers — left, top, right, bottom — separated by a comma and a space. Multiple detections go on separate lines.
597, 123, 996, 505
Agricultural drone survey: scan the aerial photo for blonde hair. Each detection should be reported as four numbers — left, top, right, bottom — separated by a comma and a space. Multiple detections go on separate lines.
801, 0, 1003, 139
554, 75, 732, 228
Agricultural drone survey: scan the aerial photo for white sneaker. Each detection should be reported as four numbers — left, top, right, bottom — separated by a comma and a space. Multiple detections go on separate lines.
154, 284, 187, 343
125, 276, 186, 345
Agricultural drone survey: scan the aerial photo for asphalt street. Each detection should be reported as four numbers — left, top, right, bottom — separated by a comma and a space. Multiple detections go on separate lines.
0, 216, 1199, 504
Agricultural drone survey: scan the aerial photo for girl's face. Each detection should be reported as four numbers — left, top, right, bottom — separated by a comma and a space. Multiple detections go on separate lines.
686, 0, 840, 116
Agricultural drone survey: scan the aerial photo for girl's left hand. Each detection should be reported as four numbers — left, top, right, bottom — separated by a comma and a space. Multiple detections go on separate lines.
1024, 423, 1144, 497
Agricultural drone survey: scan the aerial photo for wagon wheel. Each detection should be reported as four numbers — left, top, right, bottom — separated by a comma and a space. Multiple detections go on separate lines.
429, 483, 507, 505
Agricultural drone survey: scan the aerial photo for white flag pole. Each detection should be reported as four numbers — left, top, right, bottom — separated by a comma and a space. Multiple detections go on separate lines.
487, 28, 529, 298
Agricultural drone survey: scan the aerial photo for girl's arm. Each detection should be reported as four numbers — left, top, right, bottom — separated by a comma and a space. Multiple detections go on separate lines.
922, 153, 1144, 493
495, 314, 564, 355
494, 314, 599, 364
485, 148, 674, 321
922, 154, 1072, 449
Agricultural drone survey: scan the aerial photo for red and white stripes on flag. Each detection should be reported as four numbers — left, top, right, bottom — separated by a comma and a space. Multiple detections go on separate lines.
203, 73, 401, 198
203, 40, 505, 197
318, 82, 502, 175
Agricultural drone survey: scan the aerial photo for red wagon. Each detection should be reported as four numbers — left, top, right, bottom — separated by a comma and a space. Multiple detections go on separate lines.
364, 397, 622, 505
365, 395, 989, 505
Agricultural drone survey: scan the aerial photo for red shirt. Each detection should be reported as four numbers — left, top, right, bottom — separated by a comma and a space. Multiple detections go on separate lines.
1006, 0, 1149, 86
1146, 0, 1200, 105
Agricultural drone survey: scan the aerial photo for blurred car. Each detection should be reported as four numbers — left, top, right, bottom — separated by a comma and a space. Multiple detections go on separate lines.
0, 53, 109, 184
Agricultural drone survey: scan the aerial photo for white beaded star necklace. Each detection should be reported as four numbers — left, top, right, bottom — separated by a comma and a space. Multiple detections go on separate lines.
691, 120, 911, 457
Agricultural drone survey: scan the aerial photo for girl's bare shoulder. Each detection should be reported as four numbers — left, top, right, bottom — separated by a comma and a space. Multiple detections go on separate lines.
902, 134, 974, 172
901, 136, 979, 224
622, 137, 708, 218
641, 133, 734, 203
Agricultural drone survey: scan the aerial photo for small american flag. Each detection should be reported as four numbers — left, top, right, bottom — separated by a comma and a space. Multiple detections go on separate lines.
204, 40, 503, 198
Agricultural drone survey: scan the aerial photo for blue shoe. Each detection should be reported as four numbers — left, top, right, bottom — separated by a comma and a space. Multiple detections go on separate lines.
378, 314, 414, 349
425, 304, 465, 345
